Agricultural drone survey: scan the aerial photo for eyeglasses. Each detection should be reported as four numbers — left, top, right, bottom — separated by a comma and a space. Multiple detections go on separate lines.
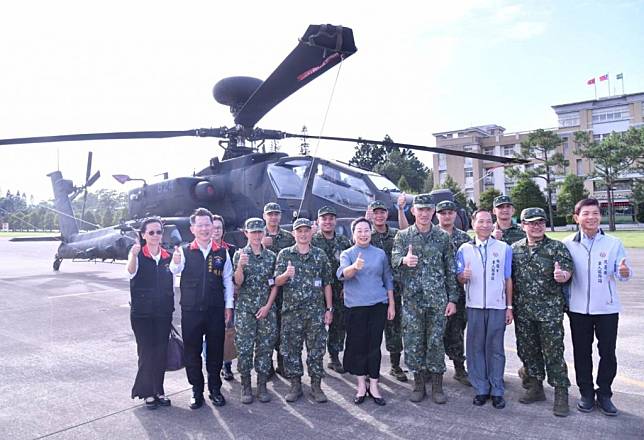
212, 226, 223, 231
146, 230, 163, 235
523, 221, 546, 227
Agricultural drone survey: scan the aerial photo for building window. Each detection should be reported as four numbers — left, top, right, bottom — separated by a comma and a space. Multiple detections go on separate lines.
439, 170, 447, 185
592, 106, 629, 123
562, 137, 569, 155
483, 147, 494, 156
576, 159, 584, 176
502, 145, 515, 156
438, 154, 447, 170
465, 188, 474, 201
558, 112, 580, 127
464, 168, 474, 178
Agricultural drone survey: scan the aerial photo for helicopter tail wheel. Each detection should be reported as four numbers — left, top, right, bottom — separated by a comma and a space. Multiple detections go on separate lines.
53, 257, 63, 271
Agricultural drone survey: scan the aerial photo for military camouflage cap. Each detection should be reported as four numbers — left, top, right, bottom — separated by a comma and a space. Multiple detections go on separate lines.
493, 195, 514, 207
368, 200, 388, 211
292, 218, 313, 230
436, 200, 457, 212
263, 202, 282, 213
521, 207, 547, 222
244, 217, 266, 231
413, 193, 435, 209
317, 205, 337, 217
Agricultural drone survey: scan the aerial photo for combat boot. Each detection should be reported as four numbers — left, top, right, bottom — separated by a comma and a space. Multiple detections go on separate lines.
430, 373, 447, 404
519, 377, 546, 404
275, 354, 286, 377
389, 353, 408, 382
453, 361, 471, 387
285, 377, 303, 402
240, 375, 253, 404
256, 374, 271, 403
327, 353, 345, 374
410, 373, 426, 402
553, 387, 569, 417
310, 377, 328, 403
518, 366, 530, 389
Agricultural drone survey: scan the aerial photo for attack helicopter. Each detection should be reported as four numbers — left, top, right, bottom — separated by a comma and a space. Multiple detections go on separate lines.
2, 24, 527, 270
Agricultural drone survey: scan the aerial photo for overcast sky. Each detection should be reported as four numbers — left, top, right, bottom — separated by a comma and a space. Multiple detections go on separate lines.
1, 0, 643, 201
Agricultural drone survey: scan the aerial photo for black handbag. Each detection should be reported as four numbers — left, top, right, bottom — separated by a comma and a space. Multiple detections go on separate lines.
166, 324, 184, 371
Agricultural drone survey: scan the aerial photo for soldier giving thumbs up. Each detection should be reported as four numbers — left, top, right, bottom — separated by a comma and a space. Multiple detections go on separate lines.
403, 244, 418, 268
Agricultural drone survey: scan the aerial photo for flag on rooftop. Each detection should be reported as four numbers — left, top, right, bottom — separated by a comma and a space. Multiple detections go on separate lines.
599, 73, 609, 81
587, 78, 595, 85
616, 73, 623, 80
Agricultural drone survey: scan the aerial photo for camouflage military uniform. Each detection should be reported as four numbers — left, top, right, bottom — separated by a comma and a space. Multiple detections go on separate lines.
265, 227, 296, 354
512, 235, 573, 388
311, 232, 352, 355
497, 223, 526, 245
371, 225, 403, 355
392, 225, 459, 374
442, 227, 472, 363
233, 246, 277, 376
275, 245, 331, 379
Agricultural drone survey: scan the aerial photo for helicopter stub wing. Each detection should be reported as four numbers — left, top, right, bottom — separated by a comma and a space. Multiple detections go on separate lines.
233, 24, 357, 128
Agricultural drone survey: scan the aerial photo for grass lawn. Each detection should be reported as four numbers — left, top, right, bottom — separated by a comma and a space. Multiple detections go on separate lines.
0, 231, 59, 238
464, 229, 644, 248
546, 230, 644, 248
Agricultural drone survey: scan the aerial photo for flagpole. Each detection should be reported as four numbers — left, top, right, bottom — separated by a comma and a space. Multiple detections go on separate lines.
622, 77, 625, 95
594, 82, 597, 100
607, 72, 611, 97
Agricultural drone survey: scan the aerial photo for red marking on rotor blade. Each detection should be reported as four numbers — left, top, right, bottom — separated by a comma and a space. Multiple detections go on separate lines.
297, 53, 341, 81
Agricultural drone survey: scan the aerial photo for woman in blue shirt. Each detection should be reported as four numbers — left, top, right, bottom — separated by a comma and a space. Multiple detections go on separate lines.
338, 217, 395, 405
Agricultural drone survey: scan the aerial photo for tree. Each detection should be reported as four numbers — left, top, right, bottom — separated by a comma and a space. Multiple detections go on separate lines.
101, 209, 114, 228
507, 129, 567, 231
510, 177, 548, 221
422, 171, 434, 193
575, 127, 644, 231
436, 175, 467, 207
349, 135, 395, 170
479, 188, 502, 211
556, 174, 589, 218
397, 175, 412, 193
374, 148, 429, 193
632, 179, 644, 223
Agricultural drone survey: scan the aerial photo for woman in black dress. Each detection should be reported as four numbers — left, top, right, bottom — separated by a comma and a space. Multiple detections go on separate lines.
127, 218, 175, 409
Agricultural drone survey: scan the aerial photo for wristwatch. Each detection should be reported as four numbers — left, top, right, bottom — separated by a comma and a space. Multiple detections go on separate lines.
506, 305, 513, 310
326, 307, 334, 312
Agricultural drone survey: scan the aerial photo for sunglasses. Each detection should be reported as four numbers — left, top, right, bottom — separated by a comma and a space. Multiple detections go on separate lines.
146, 230, 163, 235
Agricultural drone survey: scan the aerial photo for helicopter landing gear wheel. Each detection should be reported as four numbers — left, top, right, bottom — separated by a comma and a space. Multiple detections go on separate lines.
53, 258, 62, 271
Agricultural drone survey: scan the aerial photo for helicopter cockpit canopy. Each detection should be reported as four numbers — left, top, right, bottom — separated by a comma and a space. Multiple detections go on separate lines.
267, 157, 398, 211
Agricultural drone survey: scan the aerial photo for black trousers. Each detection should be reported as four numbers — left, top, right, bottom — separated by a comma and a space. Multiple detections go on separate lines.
343, 303, 387, 379
568, 312, 619, 398
130, 315, 172, 399
182, 306, 225, 395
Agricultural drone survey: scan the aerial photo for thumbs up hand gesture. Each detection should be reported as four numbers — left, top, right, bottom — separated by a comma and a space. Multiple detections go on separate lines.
239, 250, 250, 267
285, 260, 296, 279
403, 244, 418, 268
462, 261, 472, 282
553, 261, 565, 282
130, 236, 141, 257
354, 252, 365, 271
173, 245, 182, 264
493, 226, 503, 240
397, 192, 407, 210
618, 258, 630, 278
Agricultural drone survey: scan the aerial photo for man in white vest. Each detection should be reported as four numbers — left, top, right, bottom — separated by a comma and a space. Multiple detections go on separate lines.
563, 198, 632, 416
456, 209, 513, 409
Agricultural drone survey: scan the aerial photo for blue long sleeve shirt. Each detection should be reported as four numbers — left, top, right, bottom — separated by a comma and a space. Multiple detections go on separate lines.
337, 244, 393, 308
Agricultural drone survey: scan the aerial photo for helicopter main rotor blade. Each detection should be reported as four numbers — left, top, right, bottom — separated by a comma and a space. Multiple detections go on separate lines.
284, 133, 530, 165
0, 128, 229, 146
234, 24, 357, 129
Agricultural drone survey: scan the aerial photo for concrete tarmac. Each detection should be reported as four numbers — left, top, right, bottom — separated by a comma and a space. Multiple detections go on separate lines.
1, 238, 643, 439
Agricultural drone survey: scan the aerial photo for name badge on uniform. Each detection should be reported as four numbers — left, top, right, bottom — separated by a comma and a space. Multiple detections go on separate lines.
314, 279, 322, 288
268, 278, 275, 286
